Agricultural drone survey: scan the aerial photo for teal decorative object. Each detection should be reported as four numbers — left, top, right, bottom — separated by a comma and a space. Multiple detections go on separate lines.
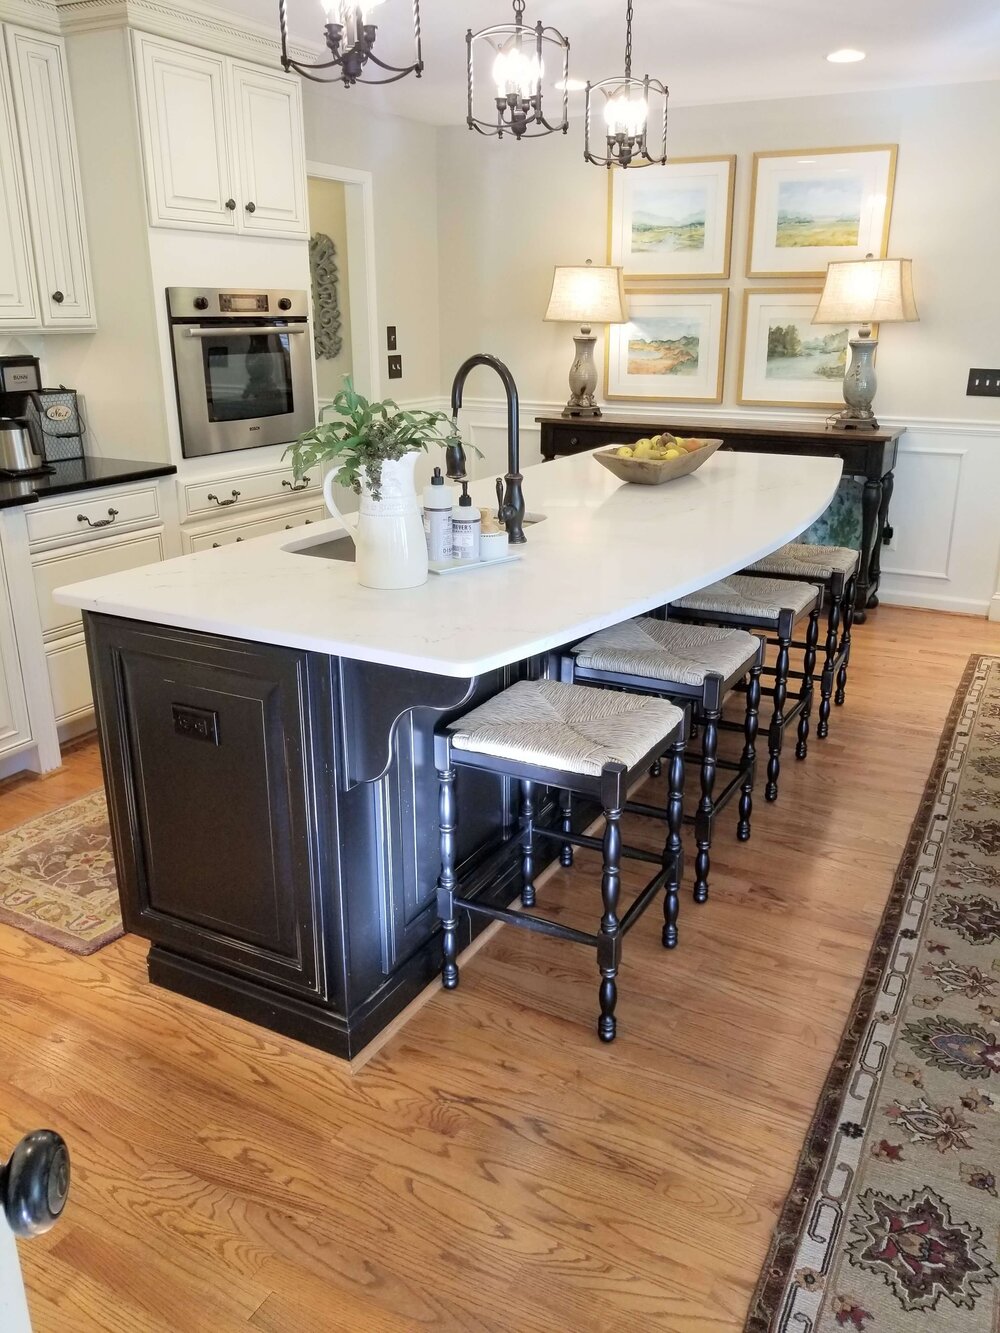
799, 476, 863, 549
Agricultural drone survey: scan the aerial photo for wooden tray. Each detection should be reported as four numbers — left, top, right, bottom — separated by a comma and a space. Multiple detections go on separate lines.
594, 438, 723, 485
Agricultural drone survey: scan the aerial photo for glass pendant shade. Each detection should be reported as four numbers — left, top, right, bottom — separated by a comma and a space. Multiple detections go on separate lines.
278, 0, 423, 87
467, 1, 569, 140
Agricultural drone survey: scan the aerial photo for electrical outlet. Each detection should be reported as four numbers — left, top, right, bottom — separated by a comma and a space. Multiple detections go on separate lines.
387, 354, 403, 379
386, 325, 397, 350
966, 368, 1000, 397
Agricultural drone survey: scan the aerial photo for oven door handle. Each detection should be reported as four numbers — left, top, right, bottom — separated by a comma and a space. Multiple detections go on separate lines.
185, 324, 309, 338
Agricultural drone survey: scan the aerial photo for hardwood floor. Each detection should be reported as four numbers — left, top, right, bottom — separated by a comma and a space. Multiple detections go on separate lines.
2, 606, 999, 1332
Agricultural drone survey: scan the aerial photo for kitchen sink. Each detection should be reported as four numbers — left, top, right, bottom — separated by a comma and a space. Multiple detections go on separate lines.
291, 513, 546, 563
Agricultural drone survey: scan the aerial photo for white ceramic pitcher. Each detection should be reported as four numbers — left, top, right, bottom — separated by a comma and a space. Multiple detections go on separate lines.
323, 452, 428, 590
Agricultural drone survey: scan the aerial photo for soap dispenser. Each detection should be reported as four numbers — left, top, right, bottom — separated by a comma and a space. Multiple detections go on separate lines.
423, 466, 454, 561
451, 481, 481, 562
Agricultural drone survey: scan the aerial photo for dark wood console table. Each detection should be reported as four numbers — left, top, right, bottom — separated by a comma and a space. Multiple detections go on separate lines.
537, 415, 904, 621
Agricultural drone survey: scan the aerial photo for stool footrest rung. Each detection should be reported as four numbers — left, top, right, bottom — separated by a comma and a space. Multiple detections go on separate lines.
533, 823, 663, 866
453, 897, 598, 947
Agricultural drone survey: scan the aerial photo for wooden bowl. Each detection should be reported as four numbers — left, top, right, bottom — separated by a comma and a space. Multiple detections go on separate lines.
594, 438, 723, 485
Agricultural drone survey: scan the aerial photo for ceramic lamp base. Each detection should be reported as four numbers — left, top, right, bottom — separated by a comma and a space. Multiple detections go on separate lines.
834, 334, 880, 431
561, 327, 602, 418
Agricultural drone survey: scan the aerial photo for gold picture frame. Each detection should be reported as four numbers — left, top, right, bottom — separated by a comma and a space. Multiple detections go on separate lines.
738, 287, 877, 410
607, 155, 736, 280
605, 287, 729, 404
746, 144, 898, 278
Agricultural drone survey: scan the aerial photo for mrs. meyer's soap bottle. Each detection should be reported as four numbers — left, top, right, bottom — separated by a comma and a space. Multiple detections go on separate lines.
451, 481, 481, 562
423, 467, 453, 561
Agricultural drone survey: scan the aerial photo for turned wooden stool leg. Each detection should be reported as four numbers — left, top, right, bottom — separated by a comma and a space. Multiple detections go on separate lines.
436, 763, 460, 990
693, 706, 719, 904
519, 779, 536, 907
559, 788, 574, 867
597, 764, 626, 1043
836, 574, 856, 705
796, 605, 820, 760
737, 661, 761, 841
650, 757, 662, 778
818, 577, 842, 739
663, 735, 685, 947
766, 621, 791, 802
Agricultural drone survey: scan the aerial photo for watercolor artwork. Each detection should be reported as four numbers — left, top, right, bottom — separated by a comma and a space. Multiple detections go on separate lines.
609, 157, 735, 278
775, 176, 862, 249
626, 317, 701, 376
630, 186, 707, 254
765, 320, 849, 382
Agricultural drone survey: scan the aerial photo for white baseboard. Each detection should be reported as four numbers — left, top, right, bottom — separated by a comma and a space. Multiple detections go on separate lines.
989, 594, 1000, 624
877, 589, 991, 617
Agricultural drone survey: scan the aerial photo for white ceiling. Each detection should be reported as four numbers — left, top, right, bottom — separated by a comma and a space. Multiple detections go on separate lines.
228, 0, 1000, 126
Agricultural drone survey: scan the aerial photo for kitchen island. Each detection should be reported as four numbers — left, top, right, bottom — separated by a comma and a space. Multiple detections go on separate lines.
56, 448, 841, 1058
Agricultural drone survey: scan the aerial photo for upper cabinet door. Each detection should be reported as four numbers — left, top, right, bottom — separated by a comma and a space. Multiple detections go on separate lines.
132, 32, 238, 232
231, 63, 307, 238
4, 27, 95, 328
0, 43, 37, 326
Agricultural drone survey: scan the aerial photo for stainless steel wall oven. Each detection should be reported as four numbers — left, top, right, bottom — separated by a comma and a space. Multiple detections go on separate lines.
167, 287, 315, 458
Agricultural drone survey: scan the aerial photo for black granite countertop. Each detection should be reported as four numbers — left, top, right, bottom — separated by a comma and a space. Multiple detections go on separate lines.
0, 457, 177, 511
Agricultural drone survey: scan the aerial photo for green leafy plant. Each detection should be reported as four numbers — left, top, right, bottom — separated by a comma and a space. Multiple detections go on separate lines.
284, 379, 472, 501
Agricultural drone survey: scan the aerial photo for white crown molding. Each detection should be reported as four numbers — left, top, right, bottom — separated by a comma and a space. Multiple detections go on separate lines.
51, 0, 320, 65
0, 0, 60, 32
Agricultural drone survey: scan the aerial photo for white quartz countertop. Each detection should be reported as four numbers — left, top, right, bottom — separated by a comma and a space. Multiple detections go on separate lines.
55, 447, 842, 678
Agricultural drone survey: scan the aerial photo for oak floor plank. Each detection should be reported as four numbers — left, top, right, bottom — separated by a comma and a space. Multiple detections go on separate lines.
2, 606, 998, 1331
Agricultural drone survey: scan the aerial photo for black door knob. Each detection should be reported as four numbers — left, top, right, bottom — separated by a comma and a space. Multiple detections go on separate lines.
193, 296, 209, 310
245, 201, 256, 214
52, 290, 65, 304
225, 198, 236, 210
278, 297, 292, 311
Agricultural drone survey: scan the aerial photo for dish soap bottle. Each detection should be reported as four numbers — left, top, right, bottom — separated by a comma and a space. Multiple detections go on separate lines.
423, 466, 454, 562
451, 481, 481, 562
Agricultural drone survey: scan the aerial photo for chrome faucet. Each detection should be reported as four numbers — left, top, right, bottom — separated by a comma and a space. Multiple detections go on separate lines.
447, 353, 526, 544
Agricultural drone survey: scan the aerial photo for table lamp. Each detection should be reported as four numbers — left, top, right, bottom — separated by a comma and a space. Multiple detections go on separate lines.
544, 259, 627, 418
813, 256, 918, 431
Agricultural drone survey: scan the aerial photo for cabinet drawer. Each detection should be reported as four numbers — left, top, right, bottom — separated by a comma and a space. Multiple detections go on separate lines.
26, 485, 160, 547
33, 531, 164, 642
180, 466, 318, 521
186, 505, 325, 553
46, 633, 92, 723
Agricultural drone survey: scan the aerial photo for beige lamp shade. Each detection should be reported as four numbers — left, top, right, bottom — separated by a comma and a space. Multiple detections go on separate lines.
813, 257, 918, 326
544, 262, 628, 325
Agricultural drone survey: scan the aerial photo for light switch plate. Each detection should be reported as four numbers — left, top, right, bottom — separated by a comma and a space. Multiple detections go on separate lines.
967, 369, 1000, 397
387, 354, 403, 379
386, 325, 397, 350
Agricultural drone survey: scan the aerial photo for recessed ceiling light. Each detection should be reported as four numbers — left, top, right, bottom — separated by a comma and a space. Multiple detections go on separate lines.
827, 48, 866, 63
554, 77, 587, 92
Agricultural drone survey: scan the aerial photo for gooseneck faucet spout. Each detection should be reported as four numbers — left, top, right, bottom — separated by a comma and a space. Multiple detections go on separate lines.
447, 353, 526, 544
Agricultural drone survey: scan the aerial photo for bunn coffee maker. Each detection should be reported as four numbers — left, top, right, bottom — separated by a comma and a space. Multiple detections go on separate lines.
0, 354, 46, 475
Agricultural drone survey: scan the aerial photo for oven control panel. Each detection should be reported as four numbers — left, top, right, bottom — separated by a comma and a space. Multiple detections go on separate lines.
166, 287, 308, 321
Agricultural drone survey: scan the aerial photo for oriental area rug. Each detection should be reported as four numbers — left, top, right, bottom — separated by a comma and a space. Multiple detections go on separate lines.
0, 790, 122, 955
747, 654, 1000, 1333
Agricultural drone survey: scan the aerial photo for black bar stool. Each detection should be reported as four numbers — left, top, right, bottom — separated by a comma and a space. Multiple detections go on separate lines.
435, 679, 687, 1042
741, 541, 860, 737
558, 618, 765, 905
668, 574, 822, 802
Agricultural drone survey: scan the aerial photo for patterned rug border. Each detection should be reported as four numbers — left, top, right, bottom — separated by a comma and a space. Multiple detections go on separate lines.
0, 788, 122, 956
743, 651, 995, 1333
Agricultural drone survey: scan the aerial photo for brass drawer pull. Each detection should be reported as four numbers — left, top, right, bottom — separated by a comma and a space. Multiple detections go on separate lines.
77, 507, 118, 529
282, 478, 310, 492
207, 490, 240, 507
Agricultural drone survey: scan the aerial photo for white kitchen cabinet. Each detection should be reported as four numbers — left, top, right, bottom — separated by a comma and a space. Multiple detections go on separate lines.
133, 32, 307, 239
4, 26, 96, 328
182, 502, 325, 553
0, 44, 37, 327
0, 540, 31, 758
231, 62, 306, 236
132, 33, 237, 232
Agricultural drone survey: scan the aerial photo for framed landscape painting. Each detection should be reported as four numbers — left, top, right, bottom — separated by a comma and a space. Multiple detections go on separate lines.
746, 145, 897, 277
738, 288, 871, 409
608, 156, 735, 279
606, 288, 728, 403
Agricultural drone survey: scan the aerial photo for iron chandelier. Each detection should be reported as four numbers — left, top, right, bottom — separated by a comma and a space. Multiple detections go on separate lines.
466, 0, 570, 140
278, 0, 424, 87
584, 0, 667, 167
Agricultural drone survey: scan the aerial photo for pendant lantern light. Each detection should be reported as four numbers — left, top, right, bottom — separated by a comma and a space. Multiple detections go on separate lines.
584, 0, 667, 167
466, 0, 570, 140
278, 0, 424, 87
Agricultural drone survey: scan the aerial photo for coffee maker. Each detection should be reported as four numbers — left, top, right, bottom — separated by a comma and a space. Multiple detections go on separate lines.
0, 354, 46, 475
